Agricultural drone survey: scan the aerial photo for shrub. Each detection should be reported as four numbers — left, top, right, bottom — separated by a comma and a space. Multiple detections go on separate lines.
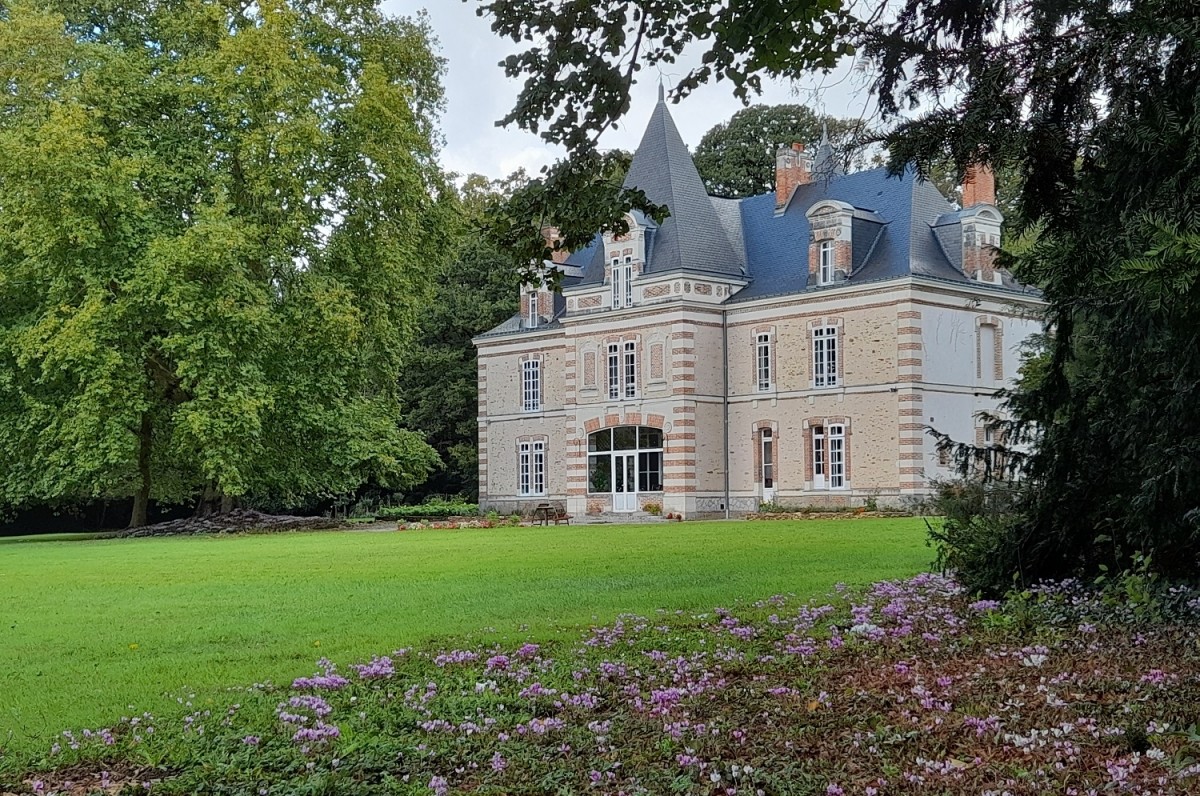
924, 477, 1027, 596
643, 502, 661, 515
376, 502, 478, 521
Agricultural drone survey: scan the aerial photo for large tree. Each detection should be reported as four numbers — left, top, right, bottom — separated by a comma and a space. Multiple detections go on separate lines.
0, 0, 450, 526
476, 0, 1200, 587
693, 105, 866, 199
398, 174, 520, 501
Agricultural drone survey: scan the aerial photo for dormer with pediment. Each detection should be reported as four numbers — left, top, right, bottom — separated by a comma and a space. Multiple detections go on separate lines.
602, 212, 651, 310
806, 199, 854, 287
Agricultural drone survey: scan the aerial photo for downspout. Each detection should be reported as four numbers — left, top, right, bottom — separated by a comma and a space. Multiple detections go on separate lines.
722, 308, 731, 520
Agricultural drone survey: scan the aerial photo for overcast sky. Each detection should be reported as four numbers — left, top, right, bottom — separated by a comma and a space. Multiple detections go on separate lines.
382, 1, 875, 181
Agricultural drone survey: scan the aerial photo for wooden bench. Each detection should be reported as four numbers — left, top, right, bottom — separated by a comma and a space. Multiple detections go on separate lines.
533, 502, 572, 526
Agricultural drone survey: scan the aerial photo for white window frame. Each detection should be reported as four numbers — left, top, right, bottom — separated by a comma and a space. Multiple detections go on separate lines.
611, 258, 635, 310
526, 289, 539, 328
519, 440, 546, 496
828, 424, 846, 489
818, 240, 834, 285
623, 341, 637, 398
522, 359, 541, 412
518, 442, 532, 495
755, 333, 772, 392
607, 343, 620, 400
532, 440, 545, 495
812, 326, 839, 388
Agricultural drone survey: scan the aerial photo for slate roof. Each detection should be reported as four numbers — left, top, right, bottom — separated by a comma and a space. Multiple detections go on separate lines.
732, 166, 990, 302
479, 95, 1033, 339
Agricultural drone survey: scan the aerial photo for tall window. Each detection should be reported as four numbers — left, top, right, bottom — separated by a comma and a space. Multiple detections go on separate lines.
532, 441, 545, 495
519, 442, 530, 495
756, 333, 772, 391
607, 341, 637, 400
526, 289, 539, 328
818, 240, 834, 285
623, 341, 637, 398
812, 326, 839, 388
828, 424, 846, 488
979, 323, 999, 384
611, 260, 634, 309
522, 359, 541, 412
607, 343, 620, 399
518, 441, 546, 496
761, 428, 774, 488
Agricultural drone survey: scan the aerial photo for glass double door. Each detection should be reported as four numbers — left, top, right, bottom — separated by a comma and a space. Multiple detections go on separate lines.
613, 452, 637, 512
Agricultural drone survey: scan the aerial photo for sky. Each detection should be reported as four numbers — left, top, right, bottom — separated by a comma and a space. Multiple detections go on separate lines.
382, 1, 875, 181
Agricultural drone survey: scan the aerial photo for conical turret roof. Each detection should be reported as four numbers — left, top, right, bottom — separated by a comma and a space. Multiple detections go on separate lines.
620, 90, 743, 277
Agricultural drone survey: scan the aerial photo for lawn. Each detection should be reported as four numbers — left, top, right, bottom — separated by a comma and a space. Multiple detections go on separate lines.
0, 518, 929, 758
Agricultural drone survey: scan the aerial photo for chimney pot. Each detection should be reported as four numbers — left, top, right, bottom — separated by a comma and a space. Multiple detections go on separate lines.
776, 141, 813, 209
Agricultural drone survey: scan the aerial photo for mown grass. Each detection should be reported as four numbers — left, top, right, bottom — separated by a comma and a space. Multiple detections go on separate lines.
0, 518, 929, 758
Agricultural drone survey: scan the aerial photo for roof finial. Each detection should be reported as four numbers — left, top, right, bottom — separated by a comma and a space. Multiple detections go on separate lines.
820, 121, 829, 144
657, 78, 665, 104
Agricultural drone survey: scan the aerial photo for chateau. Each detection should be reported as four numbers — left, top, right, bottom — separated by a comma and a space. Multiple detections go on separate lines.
473, 92, 1042, 519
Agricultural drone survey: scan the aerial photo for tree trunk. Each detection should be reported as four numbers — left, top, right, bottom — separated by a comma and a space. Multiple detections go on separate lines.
128, 413, 152, 528
195, 482, 218, 518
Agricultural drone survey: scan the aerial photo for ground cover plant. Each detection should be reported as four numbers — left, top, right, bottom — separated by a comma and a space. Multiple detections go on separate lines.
0, 519, 928, 760
6, 573, 1199, 795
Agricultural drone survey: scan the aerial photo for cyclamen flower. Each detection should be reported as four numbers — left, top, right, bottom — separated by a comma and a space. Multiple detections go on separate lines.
351, 656, 395, 680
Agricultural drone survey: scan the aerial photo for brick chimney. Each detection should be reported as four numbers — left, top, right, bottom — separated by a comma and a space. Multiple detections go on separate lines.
775, 143, 812, 209
541, 226, 570, 264
961, 164, 996, 208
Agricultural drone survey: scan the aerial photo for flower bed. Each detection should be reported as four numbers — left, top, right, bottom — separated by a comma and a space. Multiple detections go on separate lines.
396, 518, 497, 531
749, 510, 912, 521
9, 576, 1200, 795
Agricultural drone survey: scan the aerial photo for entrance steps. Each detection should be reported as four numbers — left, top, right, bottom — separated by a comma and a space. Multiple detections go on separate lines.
580, 511, 670, 525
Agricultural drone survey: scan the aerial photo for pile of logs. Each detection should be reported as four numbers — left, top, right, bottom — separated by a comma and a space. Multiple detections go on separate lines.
118, 509, 345, 538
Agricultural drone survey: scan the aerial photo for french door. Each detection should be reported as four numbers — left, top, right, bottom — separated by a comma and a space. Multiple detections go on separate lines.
613, 453, 637, 512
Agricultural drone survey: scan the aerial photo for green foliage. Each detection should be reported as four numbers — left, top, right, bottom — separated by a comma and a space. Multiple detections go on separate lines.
397, 174, 519, 500
923, 478, 1027, 597
478, 0, 854, 154
482, 148, 652, 287
885, 0, 1200, 588
692, 104, 866, 198
375, 502, 478, 520
0, 0, 451, 525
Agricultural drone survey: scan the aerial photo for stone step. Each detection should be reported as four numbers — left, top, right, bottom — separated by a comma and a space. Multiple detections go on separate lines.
580, 511, 671, 525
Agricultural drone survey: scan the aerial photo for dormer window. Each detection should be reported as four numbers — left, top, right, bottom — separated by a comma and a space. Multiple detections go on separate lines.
818, 240, 834, 285
611, 259, 633, 309
806, 200, 854, 286
526, 289, 539, 329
